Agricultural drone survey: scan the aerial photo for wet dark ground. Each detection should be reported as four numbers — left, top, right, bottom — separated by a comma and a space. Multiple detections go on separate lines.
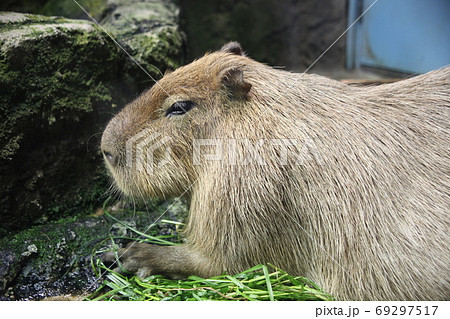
0, 198, 188, 300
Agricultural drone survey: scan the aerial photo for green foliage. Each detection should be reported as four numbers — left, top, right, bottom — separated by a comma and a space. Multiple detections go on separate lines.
103, 207, 184, 245
90, 264, 333, 301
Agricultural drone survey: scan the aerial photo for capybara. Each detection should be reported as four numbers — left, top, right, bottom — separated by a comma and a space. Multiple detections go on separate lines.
101, 42, 449, 300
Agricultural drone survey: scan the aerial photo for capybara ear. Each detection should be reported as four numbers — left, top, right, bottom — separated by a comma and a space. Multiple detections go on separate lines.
220, 67, 252, 100
220, 42, 246, 56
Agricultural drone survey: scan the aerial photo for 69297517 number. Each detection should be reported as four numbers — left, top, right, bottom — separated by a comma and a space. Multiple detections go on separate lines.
375, 305, 438, 316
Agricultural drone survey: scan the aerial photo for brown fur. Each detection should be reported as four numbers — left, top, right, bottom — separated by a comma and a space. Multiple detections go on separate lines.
101, 42, 450, 300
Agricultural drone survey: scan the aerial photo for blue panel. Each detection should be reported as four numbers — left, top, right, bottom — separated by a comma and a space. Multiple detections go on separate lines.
351, 0, 450, 74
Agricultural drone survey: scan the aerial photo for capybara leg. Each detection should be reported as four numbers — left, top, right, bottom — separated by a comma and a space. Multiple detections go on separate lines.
102, 243, 218, 279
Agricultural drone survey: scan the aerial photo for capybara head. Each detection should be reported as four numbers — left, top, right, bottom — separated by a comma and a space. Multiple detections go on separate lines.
101, 42, 450, 300
101, 42, 256, 199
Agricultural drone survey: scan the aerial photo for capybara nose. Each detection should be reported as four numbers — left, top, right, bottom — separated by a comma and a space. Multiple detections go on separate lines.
101, 119, 120, 167
101, 129, 117, 167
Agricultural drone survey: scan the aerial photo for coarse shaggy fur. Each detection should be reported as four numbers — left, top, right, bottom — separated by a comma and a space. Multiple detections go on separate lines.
101, 43, 450, 300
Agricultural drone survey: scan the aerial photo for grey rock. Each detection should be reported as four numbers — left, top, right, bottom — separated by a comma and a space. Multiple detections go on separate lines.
0, 12, 136, 234
101, 0, 185, 79
0, 1, 185, 234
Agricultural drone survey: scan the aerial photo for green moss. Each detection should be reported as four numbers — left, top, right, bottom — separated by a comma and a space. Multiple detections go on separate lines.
128, 26, 184, 74
0, 14, 141, 235
0, 20, 120, 160
0, 196, 186, 266
98, 1, 185, 83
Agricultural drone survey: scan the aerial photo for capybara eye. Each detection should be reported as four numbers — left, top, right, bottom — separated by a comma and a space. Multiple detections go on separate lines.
166, 101, 194, 117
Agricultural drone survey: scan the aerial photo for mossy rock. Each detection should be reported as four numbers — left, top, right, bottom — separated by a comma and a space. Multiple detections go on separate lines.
0, 0, 107, 20
0, 12, 139, 234
100, 0, 185, 80
0, 198, 189, 300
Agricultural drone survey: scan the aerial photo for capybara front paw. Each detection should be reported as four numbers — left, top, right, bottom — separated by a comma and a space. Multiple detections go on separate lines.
102, 242, 160, 279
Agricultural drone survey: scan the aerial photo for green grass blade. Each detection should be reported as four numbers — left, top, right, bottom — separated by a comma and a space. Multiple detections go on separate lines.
262, 265, 274, 301
104, 209, 176, 245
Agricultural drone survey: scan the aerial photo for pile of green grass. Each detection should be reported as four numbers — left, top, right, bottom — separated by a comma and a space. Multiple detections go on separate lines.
90, 264, 333, 301
89, 209, 333, 301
